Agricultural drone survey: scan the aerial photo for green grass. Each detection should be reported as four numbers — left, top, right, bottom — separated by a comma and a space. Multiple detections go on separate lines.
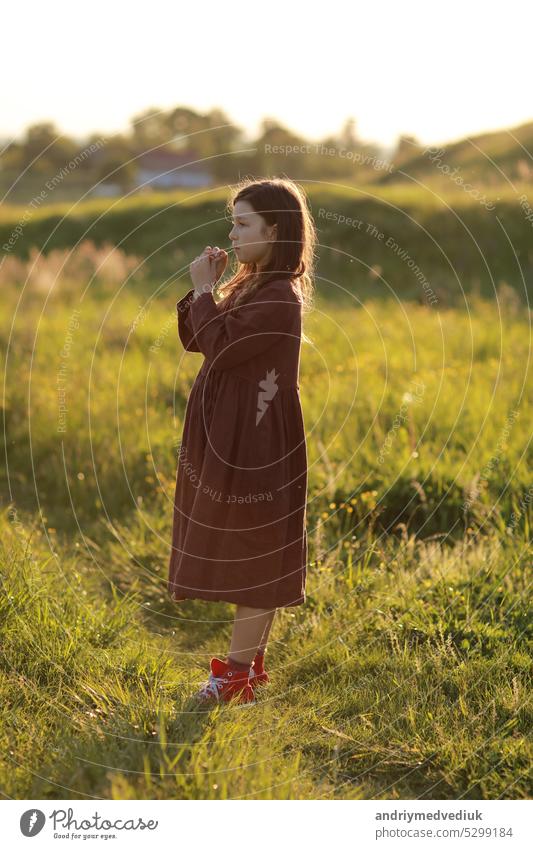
0, 503, 530, 800
1, 284, 530, 535
0, 177, 533, 799
1, 225, 532, 798
2, 183, 533, 303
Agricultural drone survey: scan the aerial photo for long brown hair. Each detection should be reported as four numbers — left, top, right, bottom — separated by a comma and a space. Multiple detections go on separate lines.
216, 177, 317, 323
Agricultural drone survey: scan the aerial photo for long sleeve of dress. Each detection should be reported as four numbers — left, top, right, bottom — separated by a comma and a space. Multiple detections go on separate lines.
186, 281, 299, 370
176, 290, 201, 352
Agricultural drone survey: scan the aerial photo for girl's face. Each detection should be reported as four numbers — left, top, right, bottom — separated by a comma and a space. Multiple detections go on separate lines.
229, 199, 277, 267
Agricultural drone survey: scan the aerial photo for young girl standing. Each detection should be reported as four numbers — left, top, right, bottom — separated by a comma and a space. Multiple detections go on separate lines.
168, 177, 316, 705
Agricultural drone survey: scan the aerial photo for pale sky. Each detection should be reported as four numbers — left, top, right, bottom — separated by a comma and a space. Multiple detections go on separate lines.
3, 0, 533, 151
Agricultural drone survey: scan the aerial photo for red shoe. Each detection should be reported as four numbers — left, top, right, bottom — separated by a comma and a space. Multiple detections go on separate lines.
195, 657, 255, 706
249, 656, 270, 689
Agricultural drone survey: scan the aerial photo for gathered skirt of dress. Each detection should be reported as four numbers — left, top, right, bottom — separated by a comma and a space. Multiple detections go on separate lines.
168, 365, 308, 608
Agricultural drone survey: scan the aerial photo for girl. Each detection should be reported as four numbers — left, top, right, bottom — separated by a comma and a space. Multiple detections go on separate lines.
168, 177, 316, 705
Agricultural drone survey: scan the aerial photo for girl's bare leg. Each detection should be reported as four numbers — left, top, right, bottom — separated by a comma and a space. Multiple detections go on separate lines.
228, 605, 277, 665
257, 608, 276, 652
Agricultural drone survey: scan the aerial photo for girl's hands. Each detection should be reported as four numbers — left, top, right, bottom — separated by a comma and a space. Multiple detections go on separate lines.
211, 246, 228, 282
190, 246, 228, 296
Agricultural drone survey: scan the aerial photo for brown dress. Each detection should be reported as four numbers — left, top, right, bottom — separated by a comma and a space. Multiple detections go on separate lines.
167, 276, 308, 608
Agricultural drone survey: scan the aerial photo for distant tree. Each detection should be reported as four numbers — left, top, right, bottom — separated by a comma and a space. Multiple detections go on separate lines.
391, 134, 422, 167
204, 108, 245, 177
1, 122, 79, 176
25, 122, 62, 163
313, 118, 384, 178
129, 106, 243, 179
165, 107, 207, 148
90, 133, 137, 189
167, 107, 244, 176
130, 108, 174, 150
339, 116, 358, 149
0, 138, 24, 172
251, 118, 310, 178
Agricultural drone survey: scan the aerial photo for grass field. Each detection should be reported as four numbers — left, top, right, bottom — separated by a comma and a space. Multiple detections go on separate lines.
0, 192, 531, 800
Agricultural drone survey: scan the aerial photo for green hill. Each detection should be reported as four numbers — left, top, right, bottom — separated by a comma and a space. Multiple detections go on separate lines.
1, 183, 533, 305
383, 120, 533, 187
